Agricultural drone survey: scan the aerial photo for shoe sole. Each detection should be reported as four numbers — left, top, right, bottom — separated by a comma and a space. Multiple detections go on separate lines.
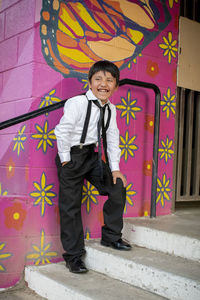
66, 264, 89, 274
69, 268, 88, 274
100, 240, 131, 251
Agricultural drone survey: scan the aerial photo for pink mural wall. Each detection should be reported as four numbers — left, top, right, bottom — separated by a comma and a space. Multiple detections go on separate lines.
0, 0, 179, 289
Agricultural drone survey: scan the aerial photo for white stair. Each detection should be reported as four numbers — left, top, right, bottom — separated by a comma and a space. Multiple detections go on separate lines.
25, 210, 200, 300
25, 262, 165, 300
122, 216, 200, 262
85, 240, 200, 300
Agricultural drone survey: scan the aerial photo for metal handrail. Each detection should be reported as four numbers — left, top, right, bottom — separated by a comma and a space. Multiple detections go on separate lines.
119, 79, 161, 218
0, 78, 161, 217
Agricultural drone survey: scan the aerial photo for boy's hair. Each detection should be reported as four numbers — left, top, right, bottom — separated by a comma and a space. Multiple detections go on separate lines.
88, 60, 120, 86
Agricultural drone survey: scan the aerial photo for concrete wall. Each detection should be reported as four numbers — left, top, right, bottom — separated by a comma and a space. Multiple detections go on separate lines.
0, 0, 179, 288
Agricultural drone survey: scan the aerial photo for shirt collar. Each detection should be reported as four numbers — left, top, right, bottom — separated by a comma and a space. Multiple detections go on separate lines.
86, 89, 111, 107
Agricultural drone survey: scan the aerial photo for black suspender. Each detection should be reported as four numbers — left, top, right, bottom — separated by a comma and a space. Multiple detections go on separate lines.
102, 105, 109, 165
104, 105, 111, 131
79, 99, 92, 148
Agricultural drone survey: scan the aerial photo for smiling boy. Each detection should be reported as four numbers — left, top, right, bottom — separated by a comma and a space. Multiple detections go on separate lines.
55, 60, 131, 274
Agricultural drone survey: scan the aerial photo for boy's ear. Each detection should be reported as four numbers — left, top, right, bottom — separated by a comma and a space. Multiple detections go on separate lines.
114, 84, 119, 92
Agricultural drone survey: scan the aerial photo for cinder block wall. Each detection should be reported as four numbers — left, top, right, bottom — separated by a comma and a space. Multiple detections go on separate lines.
0, 0, 180, 288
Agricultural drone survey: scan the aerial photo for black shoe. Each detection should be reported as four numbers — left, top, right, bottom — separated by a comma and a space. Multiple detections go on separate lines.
66, 258, 88, 273
101, 238, 132, 251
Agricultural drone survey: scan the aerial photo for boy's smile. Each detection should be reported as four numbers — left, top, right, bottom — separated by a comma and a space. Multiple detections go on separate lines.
89, 71, 118, 105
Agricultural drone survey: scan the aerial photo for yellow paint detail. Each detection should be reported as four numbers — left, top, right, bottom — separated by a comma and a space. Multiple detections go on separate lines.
88, 37, 135, 61
147, 164, 151, 170
128, 29, 144, 44
149, 121, 154, 126
13, 212, 20, 220
86, 232, 90, 240
44, 47, 49, 56
75, 3, 103, 33
57, 45, 94, 63
60, 6, 84, 37
0, 253, 11, 259
58, 20, 75, 38
41, 24, 47, 36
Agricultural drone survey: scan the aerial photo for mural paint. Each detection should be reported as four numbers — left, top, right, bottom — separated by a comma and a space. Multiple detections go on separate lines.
40, 0, 171, 78
0, 0, 179, 289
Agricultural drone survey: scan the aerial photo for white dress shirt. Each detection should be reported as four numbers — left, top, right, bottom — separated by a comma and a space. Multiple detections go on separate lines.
54, 89, 121, 171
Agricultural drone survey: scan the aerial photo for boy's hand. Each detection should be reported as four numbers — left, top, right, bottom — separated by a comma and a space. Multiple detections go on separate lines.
112, 171, 127, 187
62, 161, 69, 167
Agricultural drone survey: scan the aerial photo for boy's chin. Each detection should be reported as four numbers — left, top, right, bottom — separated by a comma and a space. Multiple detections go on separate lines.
97, 93, 110, 102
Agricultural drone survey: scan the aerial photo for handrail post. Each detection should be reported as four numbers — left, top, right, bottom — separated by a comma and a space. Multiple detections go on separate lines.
150, 90, 161, 218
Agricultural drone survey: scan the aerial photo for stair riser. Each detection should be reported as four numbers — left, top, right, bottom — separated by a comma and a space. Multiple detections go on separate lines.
122, 223, 200, 262
85, 246, 200, 300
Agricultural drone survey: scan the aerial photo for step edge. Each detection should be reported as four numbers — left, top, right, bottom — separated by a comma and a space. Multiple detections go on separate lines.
122, 223, 200, 262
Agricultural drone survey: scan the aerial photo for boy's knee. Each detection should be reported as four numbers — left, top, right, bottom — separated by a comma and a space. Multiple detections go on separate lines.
116, 178, 126, 199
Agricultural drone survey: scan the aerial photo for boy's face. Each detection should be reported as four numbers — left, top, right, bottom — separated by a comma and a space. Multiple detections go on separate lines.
89, 71, 118, 104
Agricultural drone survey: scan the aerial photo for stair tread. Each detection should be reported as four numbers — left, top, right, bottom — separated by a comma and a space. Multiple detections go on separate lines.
86, 240, 200, 282
26, 262, 166, 300
123, 209, 200, 240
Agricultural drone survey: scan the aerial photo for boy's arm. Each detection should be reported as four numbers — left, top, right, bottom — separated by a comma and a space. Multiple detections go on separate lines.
106, 105, 121, 170
106, 105, 126, 187
54, 99, 78, 163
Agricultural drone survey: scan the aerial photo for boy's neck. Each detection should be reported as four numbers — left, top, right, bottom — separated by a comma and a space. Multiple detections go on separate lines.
99, 98, 109, 105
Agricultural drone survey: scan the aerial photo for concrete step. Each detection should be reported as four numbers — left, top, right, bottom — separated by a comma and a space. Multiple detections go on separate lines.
85, 240, 200, 300
25, 262, 166, 300
122, 213, 200, 262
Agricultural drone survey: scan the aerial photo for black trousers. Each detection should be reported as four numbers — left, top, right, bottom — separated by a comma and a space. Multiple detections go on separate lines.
56, 144, 126, 262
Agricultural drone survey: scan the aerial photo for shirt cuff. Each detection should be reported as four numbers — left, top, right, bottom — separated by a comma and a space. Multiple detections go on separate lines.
110, 162, 120, 172
58, 152, 71, 163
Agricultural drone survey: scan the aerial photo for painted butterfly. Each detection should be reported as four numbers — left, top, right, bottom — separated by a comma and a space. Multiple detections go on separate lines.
40, 0, 171, 79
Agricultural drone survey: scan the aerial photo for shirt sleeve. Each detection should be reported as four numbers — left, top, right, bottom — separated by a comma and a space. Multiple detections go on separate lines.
54, 98, 79, 163
106, 105, 121, 171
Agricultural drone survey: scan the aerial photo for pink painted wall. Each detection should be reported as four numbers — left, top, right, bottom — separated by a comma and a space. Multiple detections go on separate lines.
0, 0, 179, 288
